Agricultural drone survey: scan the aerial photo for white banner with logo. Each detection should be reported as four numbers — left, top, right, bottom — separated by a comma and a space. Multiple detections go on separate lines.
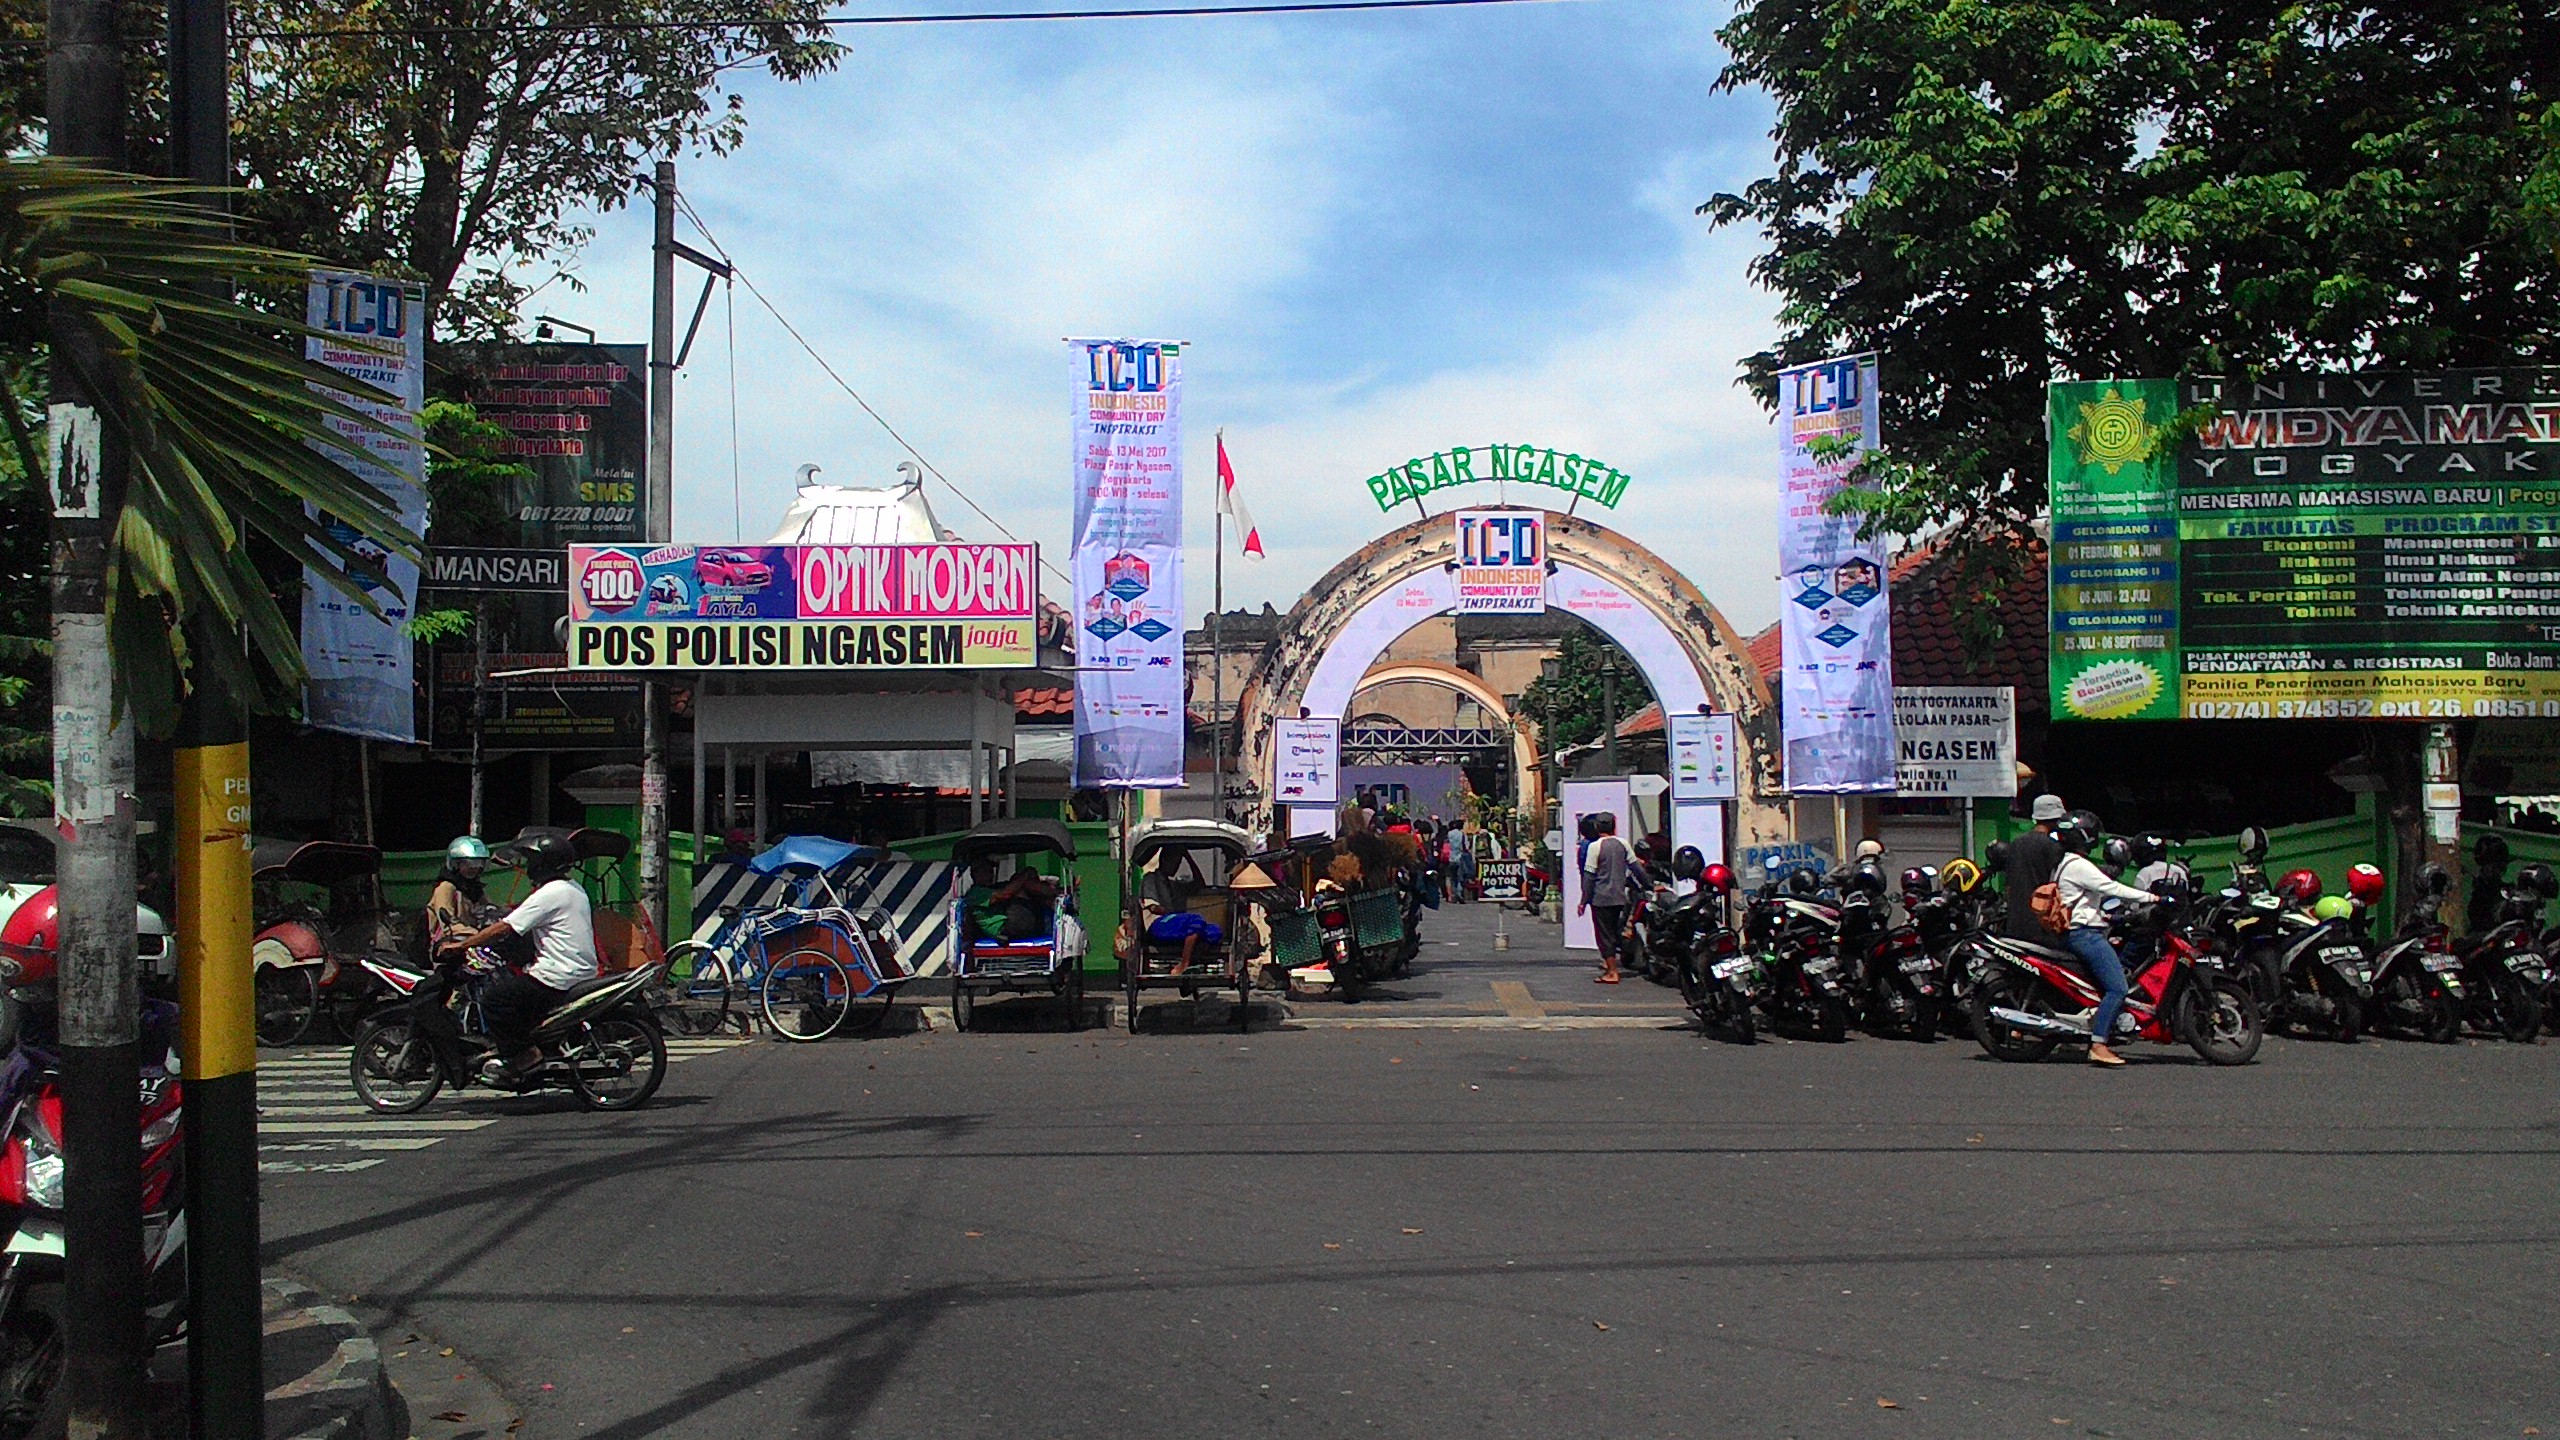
1777, 352, 1893, 793
1452, 509, 1546, 613
1273, 717, 1340, 807
1892, 686, 2016, 797
302, 271, 428, 742
1068, 340, 1185, 787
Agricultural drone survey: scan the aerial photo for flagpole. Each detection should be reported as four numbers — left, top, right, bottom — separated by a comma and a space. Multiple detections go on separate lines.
1211, 429, 1226, 824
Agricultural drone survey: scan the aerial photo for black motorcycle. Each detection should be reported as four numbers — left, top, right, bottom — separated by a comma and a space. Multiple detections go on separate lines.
1745, 874, 1854, 1042
1844, 864, 1938, 1041
2368, 863, 2465, 1043
349, 955, 670, 1113
2453, 865, 2551, 1042
1675, 866, 1759, 1042
2264, 901, 2375, 1041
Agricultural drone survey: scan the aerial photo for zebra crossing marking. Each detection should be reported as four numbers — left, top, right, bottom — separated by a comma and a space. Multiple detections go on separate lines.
253, 1035, 752, 1174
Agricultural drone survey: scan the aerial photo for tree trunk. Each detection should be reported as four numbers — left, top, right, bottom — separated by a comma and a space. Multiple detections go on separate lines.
47, 0, 150, 1432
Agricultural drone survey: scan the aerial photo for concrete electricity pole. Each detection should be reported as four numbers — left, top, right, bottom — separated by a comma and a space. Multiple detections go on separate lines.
638, 160, 677, 941
47, 0, 151, 1431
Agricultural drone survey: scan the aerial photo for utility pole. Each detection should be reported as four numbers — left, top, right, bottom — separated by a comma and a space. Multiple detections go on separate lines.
637, 159, 677, 942
48, 0, 149, 1433
166, 0, 262, 1431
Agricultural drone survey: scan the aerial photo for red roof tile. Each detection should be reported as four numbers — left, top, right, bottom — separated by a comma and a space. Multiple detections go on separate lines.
1746, 624, 1783, 684
1888, 533, 2048, 709
1013, 686, 1072, 720
1616, 701, 1665, 739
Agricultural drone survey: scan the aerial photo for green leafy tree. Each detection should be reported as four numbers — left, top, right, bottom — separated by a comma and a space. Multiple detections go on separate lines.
232, 0, 843, 336
1707, 2, 2560, 553
1517, 629, 1655, 752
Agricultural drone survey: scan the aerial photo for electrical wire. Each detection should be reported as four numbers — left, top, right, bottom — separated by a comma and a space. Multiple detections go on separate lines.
671, 192, 1071, 587
239, 0, 1567, 41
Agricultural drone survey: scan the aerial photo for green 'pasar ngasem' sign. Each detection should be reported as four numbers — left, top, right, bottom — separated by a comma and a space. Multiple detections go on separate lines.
1365, 445, 1632, 512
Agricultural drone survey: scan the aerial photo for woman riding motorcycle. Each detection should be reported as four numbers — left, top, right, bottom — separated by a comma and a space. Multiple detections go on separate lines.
2052, 815, 2158, 1067
422, 835, 492, 947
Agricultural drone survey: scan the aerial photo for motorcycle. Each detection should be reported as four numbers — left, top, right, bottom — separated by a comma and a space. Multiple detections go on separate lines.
1744, 874, 1855, 1042
2451, 863, 2550, 1042
2368, 864, 2465, 1043
1969, 889, 2263, 1065
1847, 865, 1939, 1041
2263, 873, 2377, 1041
349, 952, 670, 1114
0, 1031, 188, 1437
1675, 864, 1760, 1042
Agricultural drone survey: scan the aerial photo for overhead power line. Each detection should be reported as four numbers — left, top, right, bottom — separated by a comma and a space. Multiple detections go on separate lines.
241, 0, 1570, 41
670, 193, 1073, 589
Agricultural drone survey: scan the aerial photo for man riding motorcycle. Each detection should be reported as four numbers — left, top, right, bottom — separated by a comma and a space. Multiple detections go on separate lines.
437, 832, 598, 1084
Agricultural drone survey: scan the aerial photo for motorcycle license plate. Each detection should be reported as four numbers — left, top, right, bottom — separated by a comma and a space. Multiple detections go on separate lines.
1803, 958, 1836, 974
1711, 958, 1751, 981
5, 1220, 63, 1258
2318, 947, 2364, 965
2423, 954, 2460, 973
1899, 957, 1935, 974
2509, 956, 2552, 981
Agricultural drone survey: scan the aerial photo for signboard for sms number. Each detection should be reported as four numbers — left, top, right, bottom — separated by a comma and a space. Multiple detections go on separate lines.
1273, 717, 1340, 806
1453, 510, 1546, 614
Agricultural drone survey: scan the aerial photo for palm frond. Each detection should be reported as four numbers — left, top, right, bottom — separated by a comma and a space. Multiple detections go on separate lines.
2, 159, 423, 734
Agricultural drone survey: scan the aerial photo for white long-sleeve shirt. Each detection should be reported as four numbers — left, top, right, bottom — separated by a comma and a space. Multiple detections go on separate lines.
2055, 853, 2156, 930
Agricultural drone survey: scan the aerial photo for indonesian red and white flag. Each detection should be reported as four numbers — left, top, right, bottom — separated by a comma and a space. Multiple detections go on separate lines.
1216, 432, 1264, 559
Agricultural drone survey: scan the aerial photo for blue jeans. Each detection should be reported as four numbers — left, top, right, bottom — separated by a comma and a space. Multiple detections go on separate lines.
2066, 926, 2129, 1045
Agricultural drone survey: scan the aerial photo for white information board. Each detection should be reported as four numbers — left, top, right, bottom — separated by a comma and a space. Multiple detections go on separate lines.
1668, 712, 1740, 800
1273, 716, 1342, 808
1891, 686, 2017, 798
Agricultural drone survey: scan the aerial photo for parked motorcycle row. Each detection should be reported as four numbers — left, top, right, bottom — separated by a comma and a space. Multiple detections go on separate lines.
1622, 825, 2560, 1064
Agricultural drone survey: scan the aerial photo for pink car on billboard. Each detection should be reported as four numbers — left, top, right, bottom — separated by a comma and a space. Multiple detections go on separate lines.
694, 548, 775, 590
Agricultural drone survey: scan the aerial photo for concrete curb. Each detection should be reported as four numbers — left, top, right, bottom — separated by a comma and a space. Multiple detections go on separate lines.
262, 1275, 399, 1440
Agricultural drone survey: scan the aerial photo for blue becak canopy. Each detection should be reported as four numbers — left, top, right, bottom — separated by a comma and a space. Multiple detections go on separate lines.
745, 835, 884, 875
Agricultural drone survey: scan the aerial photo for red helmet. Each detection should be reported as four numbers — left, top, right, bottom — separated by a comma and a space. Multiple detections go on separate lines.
0, 885, 60, 986
1702, 862, 1735, 892
2276, 868, 2322, 905
2346, 863, 2385, 905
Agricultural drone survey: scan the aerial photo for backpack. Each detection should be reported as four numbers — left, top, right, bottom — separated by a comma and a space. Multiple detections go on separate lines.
2029, 880, 2069, 935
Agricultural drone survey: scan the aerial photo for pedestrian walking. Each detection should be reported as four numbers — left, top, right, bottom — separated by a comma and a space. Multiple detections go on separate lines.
1580, 813, 1632, 983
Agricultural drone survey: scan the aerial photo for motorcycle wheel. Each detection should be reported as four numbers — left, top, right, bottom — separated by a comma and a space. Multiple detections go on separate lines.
1676, 959, 1710, 1022
0, 1281, 65, 1439
2423, 982, 2463, 1044
1902, 977, 1937, 1043
568, 1012, 667, 1112
350, 1018, 445, 1114
2331, 991, 2361, 1044
2488, 969, 2543, 1044
254, 964, 319, 1048
2177, 975, 2263, 1066
1724, 989, 1757, 1045
1968, 970, 2061, 1063
1814, 993, 1849, 1044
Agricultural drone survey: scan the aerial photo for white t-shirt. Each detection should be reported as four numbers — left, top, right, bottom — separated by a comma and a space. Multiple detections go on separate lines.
505, 878, 599, 990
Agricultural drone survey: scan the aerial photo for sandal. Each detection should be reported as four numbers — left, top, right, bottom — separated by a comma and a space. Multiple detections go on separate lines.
1595, 974, 1621, 984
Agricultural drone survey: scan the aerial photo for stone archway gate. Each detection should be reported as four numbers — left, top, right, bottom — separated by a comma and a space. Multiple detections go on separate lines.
1236, 507, 1786, 850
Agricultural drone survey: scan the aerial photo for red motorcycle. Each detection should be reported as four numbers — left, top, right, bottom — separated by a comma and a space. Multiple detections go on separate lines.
1968, 893, 2264, 1065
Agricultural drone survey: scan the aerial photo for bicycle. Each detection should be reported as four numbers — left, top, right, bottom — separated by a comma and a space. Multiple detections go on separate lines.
658, 867, 910, 1042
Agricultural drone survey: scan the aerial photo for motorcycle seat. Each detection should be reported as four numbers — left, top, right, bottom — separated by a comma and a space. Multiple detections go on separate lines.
560, 972, 631, 1002
1994, 935, 2084, 967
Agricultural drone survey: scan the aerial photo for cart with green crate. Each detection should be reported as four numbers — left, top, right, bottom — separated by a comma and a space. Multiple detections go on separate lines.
1122, 820, 1255, 1033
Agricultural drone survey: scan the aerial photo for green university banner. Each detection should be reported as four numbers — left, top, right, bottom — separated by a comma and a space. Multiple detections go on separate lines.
2048, 379, 2181, 720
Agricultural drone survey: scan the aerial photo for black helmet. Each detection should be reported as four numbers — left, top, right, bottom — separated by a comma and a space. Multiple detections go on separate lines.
1900, 865, 1934, 899
2519, 863, 2557, 900
1985, 840, 2011, 871
514, 832, 578, 883
2054, 817, 2096, 854
2101, 836, 2133, 870
2415, 861, 2452, 898
1784, 868, 1821, 898
2130, 832, 2169, 866
1671, 846, 1705, 883
2474, 832, 2511, 869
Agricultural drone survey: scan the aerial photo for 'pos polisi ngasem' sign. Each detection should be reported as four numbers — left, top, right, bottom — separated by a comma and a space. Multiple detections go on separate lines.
566, 542, 1038, 670
1453, 510, 1547, 614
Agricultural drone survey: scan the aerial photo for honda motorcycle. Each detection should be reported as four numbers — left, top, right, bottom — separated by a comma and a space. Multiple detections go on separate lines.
349, 953, 670, 1114
1846, 866, 1942, 1041
1969, 892, 2263, 1065
2264, 888, 2375, 1042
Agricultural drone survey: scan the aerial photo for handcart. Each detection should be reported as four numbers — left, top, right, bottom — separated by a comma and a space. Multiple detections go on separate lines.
1239, 836, 1407, 1001
1123, 820, 1256, 1032
947, 818, 1085, 1032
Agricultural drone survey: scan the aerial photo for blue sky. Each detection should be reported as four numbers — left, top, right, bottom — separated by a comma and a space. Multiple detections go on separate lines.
563, 0, 1788, 632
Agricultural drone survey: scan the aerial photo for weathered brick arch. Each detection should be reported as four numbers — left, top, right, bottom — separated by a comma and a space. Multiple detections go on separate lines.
1235, 507, 1786, 847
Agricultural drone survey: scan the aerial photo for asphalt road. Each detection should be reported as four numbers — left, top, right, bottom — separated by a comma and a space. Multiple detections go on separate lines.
262, 920, 2560, 1439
